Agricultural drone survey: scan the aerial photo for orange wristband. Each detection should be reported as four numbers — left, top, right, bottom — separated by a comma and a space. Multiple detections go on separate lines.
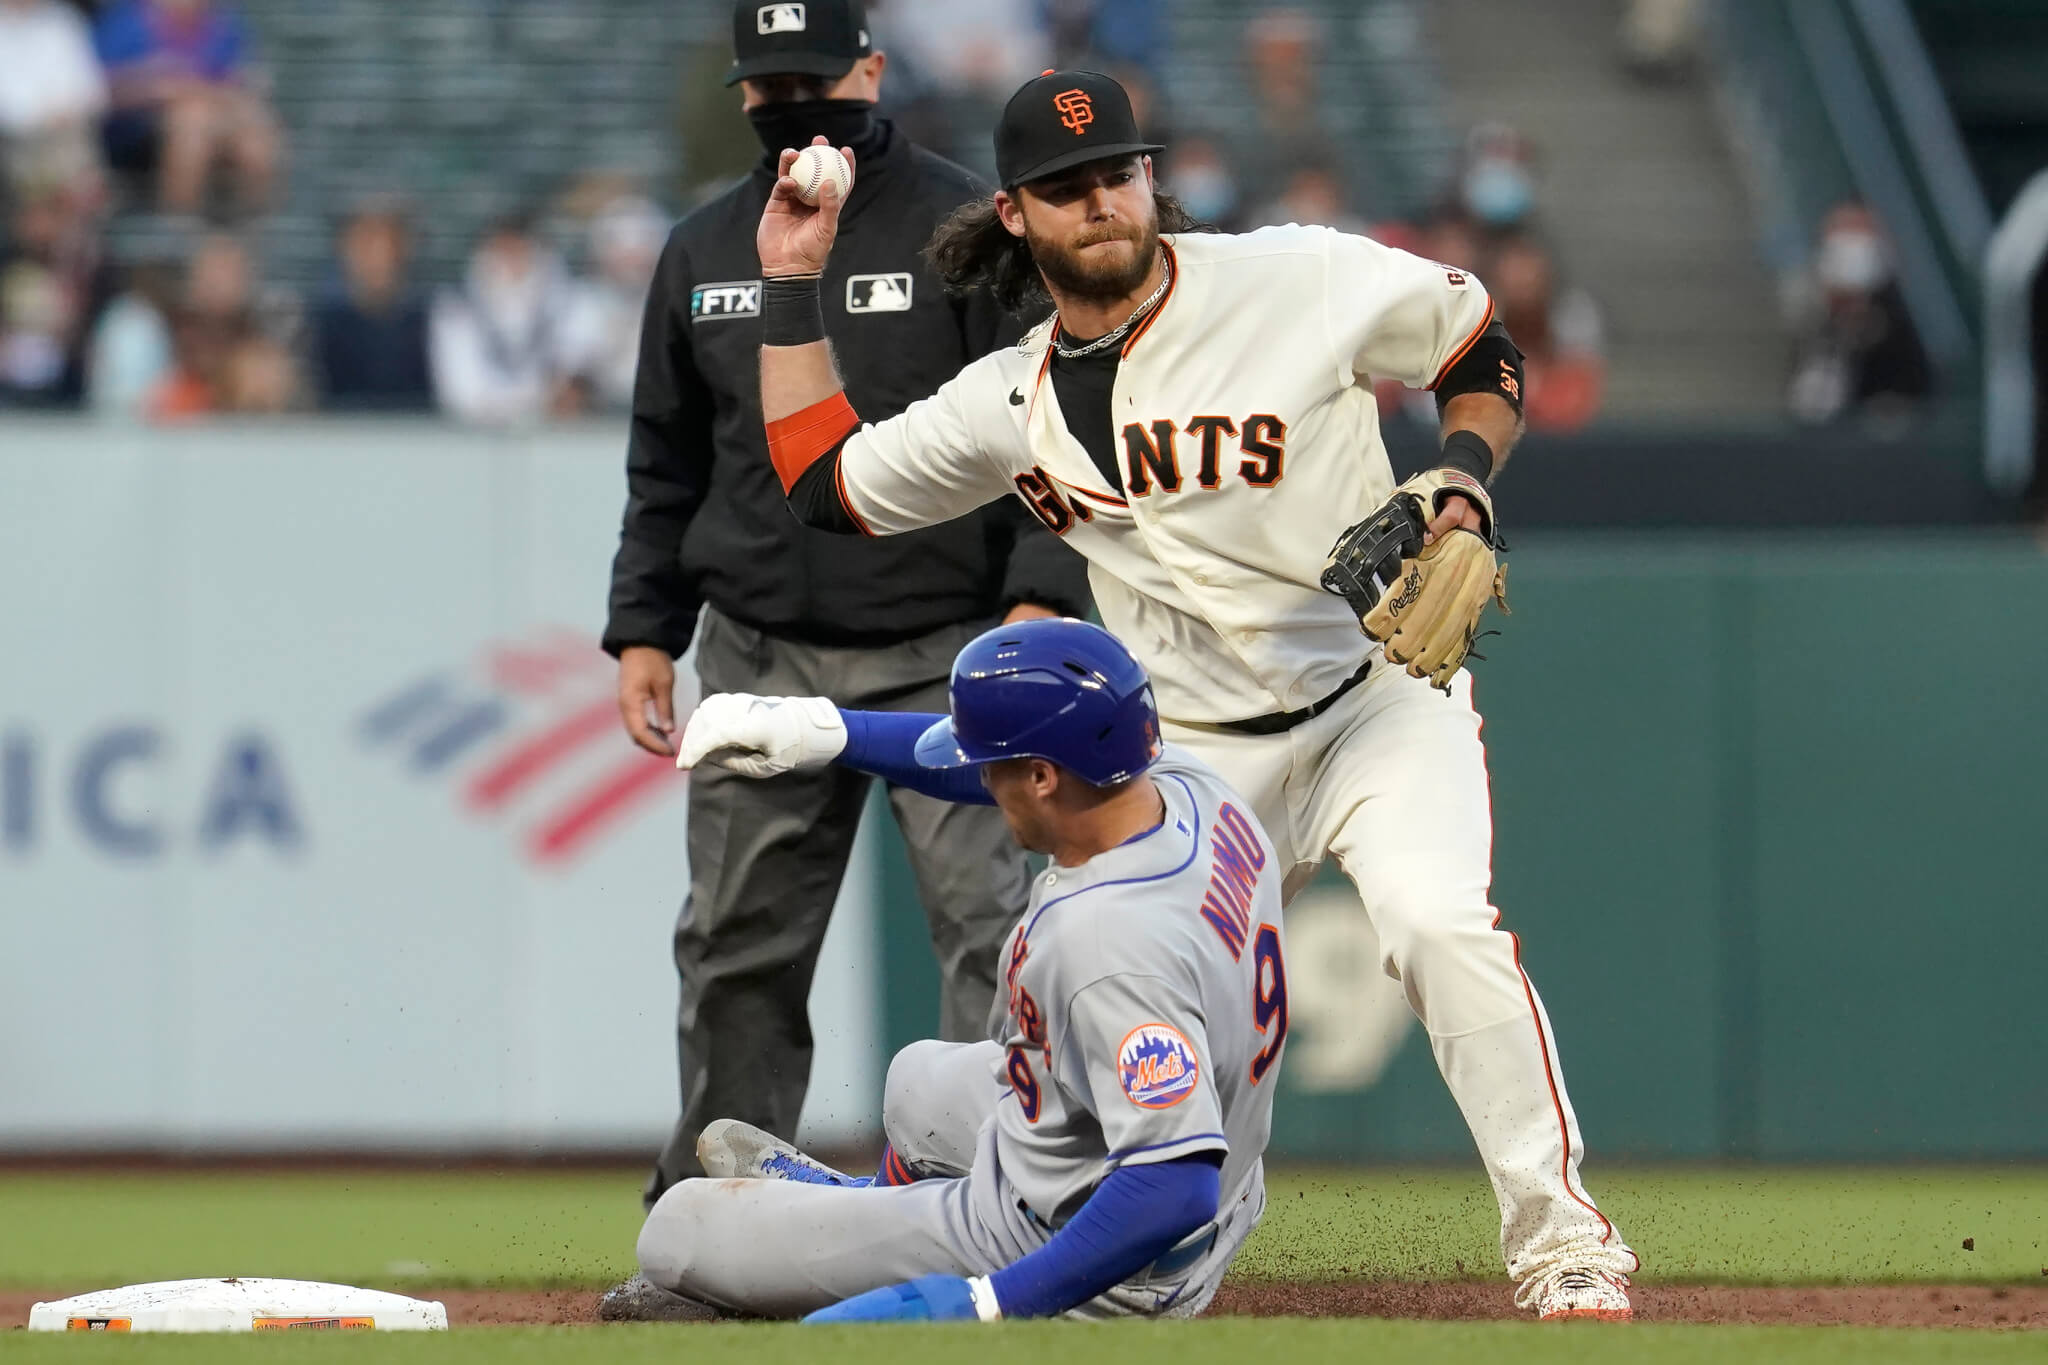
765, 392, 860, 492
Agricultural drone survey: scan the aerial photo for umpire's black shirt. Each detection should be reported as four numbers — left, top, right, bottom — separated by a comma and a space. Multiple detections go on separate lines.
604, 119, 1089, 659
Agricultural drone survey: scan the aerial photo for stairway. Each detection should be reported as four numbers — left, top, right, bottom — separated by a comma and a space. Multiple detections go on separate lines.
1427, 0, 1788, 421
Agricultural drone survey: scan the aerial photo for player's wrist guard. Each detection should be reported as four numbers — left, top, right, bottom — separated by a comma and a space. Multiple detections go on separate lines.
1437, 429, 1495, 486
965, 1275, 1003, 1322
762, 273, 825, 346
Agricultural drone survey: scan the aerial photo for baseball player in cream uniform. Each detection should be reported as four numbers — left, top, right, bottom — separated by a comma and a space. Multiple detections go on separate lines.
746, 70, 1637, 1318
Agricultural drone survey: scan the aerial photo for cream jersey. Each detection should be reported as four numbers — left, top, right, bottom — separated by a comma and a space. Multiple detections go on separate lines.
830, 224, 1495, 724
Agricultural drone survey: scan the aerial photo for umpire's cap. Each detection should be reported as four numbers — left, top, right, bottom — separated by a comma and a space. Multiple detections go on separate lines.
996, 70, 1164, 189
726, 0, 872, 87
914, 618, 1162, 787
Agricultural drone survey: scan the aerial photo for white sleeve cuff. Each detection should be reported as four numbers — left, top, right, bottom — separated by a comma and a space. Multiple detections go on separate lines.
965, 1275, 1003, 1322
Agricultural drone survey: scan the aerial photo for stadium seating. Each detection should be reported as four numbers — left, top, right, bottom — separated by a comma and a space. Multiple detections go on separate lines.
228, 0, 703, 289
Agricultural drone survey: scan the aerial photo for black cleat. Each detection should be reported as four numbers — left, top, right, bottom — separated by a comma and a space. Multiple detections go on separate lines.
597, 1273, 728, 1323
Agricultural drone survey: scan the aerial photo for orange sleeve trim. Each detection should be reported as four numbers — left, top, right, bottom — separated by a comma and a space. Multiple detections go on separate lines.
765, 392, 860, 493
1427, 296, 1496, 391
834, 457, 876, 537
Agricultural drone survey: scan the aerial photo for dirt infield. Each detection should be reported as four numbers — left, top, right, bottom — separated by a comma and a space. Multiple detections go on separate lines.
8, 1284, 2048, 1329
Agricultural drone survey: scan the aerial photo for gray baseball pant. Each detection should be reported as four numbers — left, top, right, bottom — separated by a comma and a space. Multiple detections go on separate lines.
645, 608, 1030, 1205
637, 1040, 1247, 1319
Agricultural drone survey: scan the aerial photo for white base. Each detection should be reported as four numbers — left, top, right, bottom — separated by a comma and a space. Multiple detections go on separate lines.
28, 1279, 448, 1332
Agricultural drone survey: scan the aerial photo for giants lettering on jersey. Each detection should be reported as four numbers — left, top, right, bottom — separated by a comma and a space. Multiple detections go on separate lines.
1122, 413, 1286, 498
1012, 416, 1289, 535
1198, 802, 1268, 960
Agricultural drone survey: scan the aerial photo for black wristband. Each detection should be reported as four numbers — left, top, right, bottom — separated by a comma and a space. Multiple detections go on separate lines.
1438, 429, 1495, 485
762, 273, 825, 347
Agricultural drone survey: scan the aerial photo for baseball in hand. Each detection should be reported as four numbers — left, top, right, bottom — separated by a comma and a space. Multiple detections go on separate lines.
791, 145, 853, 206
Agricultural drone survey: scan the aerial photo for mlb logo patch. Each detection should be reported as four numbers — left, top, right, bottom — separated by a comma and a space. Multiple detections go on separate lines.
691, 280, 761, 321
846, 273, 913, 313
1117, 1023, 1200, 1109
758, 3, 805, 34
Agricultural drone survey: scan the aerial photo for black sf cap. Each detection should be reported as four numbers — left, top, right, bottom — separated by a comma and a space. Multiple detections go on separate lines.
996, 69, 1164, 189
725, 0, 872, 87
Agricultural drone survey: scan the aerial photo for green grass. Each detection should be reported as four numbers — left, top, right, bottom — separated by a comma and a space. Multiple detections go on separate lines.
0, 1171, 639, 1291
1249, 1167, 2048, 1284
3, 1166, 2045, 1292
2, 1322, 2042, 1365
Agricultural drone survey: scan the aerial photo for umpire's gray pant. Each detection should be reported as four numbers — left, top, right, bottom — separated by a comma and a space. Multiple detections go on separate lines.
646, 607, 1029, 1204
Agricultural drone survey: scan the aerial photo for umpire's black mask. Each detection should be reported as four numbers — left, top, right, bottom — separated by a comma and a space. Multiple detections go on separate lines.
747, 98, 874, 160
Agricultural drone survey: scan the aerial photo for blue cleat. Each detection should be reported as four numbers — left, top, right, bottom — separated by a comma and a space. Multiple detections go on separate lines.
697, 1118, 872, 1186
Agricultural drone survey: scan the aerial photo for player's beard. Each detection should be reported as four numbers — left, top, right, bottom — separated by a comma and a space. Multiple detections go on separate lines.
1024, 211, 1160, 306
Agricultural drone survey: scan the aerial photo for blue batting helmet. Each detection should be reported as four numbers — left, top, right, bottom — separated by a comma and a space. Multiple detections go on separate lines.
913, 618, 1162, 786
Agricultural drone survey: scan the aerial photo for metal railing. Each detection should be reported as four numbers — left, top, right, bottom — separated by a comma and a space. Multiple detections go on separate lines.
1983, 168, 2048, 495
1785, 0, 1975, 374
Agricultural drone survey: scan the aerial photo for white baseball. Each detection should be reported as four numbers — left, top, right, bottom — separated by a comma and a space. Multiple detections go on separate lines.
791, 144, 853, 206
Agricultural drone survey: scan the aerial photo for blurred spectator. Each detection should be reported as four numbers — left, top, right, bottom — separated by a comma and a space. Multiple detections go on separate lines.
0, 188, 114, 407
311, 203, 433, 412
147, 231, 301, 419
1254, 166, 1369, 235
86, 256, 177, 416
1786, 202, 1931, 425
1101, 62, 1174, 176
1419, 215, 1486, 277
1042, 0, 1167, 78
1226, 10, 1345, 217
1619, 0, 1699, 81
561, 195, 666, 413
1454, 123, 1540, 238
878, 0, 1051, 101
1165, 135, 1242, 231
875, 0, 1052, 174
429, 214, 587, 426
93, 0, 279, 217
0, 0, 108, 201
1489, 235, 1606, 433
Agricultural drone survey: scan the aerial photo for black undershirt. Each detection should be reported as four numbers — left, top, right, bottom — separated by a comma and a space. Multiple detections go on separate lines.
1048, 338, 1125, 494
793, 329, 1129, 533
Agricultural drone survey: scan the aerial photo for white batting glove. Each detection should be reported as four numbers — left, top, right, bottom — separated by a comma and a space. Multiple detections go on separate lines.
676, 693, 848, 778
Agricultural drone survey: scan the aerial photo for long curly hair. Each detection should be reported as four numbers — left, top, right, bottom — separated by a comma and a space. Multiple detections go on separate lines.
923, 190, 1209, 314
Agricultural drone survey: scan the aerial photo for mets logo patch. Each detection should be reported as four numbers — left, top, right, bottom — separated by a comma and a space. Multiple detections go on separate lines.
1117, 1023, 1200, 1109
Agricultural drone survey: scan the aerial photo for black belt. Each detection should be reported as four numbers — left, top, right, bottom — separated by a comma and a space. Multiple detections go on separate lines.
1214, 658, 1372, 736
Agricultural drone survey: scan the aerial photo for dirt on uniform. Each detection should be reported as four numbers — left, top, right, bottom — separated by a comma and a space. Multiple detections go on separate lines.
8, 1283, 2048, 1329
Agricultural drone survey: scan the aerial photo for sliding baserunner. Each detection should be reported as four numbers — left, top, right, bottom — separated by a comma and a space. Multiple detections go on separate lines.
634, 617, 1288, 1321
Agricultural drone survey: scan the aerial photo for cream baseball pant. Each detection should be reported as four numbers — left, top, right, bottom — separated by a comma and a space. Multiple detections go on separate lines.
1165, 659, 1636, 1291
636, 1039, 1261, 1319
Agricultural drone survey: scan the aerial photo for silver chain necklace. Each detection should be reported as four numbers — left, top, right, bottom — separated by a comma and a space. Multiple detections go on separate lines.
1051, 256, 1172, 360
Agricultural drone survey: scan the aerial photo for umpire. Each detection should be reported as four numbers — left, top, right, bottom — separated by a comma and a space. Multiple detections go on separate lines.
604, 0, 1089, 1210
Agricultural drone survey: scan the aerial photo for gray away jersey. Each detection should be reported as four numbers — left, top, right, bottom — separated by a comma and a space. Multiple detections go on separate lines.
988, 746, 1288, 1228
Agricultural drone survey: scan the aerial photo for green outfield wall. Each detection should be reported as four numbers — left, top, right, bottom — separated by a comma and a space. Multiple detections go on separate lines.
878, 535, 2048, 1162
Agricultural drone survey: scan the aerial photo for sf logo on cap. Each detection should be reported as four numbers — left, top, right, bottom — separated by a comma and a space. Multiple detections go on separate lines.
1054, 88, 1094, 136
757, 3, 805, 34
